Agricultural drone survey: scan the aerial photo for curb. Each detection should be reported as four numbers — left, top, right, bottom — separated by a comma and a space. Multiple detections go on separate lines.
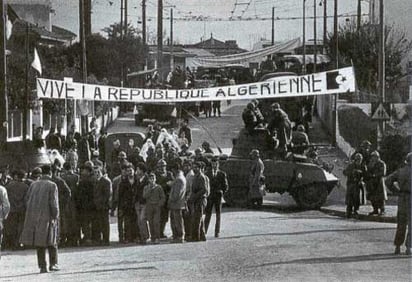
320, 207, 397, 223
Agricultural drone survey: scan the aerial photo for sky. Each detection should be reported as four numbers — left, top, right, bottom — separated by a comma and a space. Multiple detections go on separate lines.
50, 0, 410, 51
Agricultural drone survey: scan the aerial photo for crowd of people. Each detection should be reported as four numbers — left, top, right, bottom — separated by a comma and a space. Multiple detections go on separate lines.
0, 117, 233, 273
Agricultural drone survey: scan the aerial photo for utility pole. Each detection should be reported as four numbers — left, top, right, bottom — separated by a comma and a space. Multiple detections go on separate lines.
84, 0, 92, 36
79, 0, 88, 134
313, 0, 317, 72
323, 0, 327, 54
302, 0, 306, 74
0, 0, 8, 147
157, 0, 163, 81
271, 6, 275, 45
79, 0, 87, 83
124, 0, 128, 33
170, 8, 174, 71
331, 0, 338, 146
377, 0, 385, 147
142, 0, 146, 45
120, 0, 124, 39
142, 0, 147, 70
357, 0, 361, 31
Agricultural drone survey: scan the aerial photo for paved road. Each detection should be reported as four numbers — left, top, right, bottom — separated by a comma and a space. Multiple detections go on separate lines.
1, 209, 409, 281
1, 103, 410, 281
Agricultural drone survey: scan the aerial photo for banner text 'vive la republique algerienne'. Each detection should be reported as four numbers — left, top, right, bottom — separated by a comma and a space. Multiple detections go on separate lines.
36, 67, 355, 103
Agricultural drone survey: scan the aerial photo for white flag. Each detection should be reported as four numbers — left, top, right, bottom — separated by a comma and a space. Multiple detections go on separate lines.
6, 15, 13, 40
31, 47, 42, 75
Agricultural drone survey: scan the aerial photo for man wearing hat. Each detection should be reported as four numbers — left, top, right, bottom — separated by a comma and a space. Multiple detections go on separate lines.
351, 140, 372, 166
343, 153, 366, 218
21, 165, 60, 273
248, 149, 265, 208
205, 156, 228, 238
365, 151, 387, 215
385, 152, 412, 255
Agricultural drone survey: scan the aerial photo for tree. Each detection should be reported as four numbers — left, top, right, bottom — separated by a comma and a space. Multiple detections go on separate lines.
327, 21, 412, 102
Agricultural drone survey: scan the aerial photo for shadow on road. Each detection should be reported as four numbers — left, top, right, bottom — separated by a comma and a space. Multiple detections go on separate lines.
248, 253, 411, 268
221, 227, 395, 241
0, 266, 157, 279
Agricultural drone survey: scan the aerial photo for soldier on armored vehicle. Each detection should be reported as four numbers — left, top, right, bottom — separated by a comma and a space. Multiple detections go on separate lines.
223, 100, 339, 209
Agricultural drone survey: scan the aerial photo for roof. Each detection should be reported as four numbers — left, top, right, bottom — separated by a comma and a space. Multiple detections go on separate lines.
183, 48, 215, 57
12, 19, 72, 45
187, 36, 247, 53
52, 25, 76, 41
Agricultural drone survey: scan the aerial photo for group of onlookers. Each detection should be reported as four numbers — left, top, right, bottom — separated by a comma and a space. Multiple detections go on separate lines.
344, 140, 411, 255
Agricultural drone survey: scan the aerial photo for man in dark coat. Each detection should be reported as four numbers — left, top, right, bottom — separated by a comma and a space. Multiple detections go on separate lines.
76, 165, 96, 245
20, 165, 60, 273
118, 163, 138, 243
188, 161, 209, 241
60, 162, 80, 247
365, 151, 387, 215
155, 160, 174, 238
385, 152, 412, 255
4, 170, 28, 250
134, 162, 149, 244
343, 153, 366, 218
92, 166, 112, 245
204, 156, 228, 238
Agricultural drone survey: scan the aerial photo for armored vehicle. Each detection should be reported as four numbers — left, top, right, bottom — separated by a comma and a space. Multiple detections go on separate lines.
220, 129, 338, 209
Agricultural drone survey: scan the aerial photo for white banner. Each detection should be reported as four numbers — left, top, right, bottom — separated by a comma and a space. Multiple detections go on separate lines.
36, 67, 355, 103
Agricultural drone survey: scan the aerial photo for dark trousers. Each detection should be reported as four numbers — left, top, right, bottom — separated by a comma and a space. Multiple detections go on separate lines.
124, 212, 137, 242
212, 101, 221, 117
170, 209, 184, 240
183, 208, 192, 239
36, 246, 58, 269
4, 211, 25, 249
160, 205, 169, 237
92, 209, 110, 244
394, 197, 411, 248
118, 213, 125, 242
79, 210, 94, 242
371, 199, 385, 212
204, 195, 222, 236
191, 202, 206, 241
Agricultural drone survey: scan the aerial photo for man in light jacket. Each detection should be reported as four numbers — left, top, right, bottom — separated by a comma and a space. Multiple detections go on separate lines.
20, 165, 60, 273
168, 161, 186, 243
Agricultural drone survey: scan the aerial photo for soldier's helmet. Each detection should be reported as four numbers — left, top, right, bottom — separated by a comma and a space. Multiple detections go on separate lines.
370, 150, 380, 158
360, 140, 372, 148
405, 152, 412, 164
353, 153, 363, 161
297, 124, 305, 132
